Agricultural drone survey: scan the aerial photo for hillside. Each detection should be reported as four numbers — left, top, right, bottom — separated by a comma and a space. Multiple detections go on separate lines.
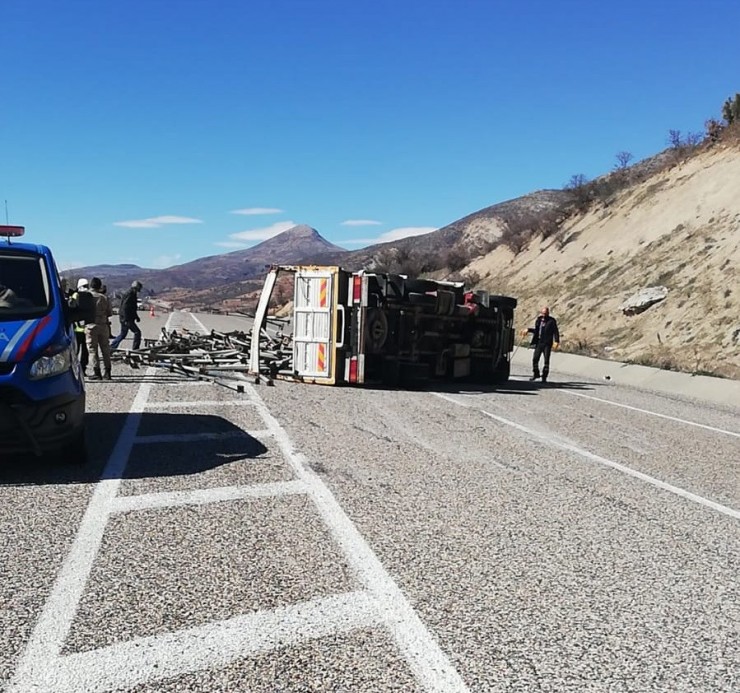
64, 141, 740, 379
466, 145, 740, 379
341, 190, 572, 272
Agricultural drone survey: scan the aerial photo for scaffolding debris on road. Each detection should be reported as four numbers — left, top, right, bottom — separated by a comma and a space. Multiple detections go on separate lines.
111, 319, 293, 391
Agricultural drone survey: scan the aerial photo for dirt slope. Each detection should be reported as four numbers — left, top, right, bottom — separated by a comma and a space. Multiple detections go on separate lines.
468, 146, 740, 378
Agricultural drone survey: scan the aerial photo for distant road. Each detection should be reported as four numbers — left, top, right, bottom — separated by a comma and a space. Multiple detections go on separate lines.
2, 310, 738, 692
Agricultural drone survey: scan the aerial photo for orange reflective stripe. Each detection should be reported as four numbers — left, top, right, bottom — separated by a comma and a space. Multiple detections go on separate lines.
319, 279, 327, 308
317, 343, 326, 372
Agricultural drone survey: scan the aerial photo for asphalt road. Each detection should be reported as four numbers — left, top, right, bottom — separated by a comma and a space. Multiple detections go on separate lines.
2, 310, 738, 692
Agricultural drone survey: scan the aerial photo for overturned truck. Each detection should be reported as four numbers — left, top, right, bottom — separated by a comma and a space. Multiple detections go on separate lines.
250, 266, 517, 386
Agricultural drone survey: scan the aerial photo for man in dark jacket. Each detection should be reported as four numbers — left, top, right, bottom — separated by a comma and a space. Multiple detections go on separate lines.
522, 306, 560, 383
111, 280, 143, 350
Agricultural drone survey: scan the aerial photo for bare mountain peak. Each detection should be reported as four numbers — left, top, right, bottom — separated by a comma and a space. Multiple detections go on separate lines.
255, 224, 344, 252
281, 224, 321, 238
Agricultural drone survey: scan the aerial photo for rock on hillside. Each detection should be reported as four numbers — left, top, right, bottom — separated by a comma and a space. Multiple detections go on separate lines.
468, 145, 740, 379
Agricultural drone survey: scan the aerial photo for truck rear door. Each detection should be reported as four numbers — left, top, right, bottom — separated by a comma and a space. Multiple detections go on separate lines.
292, 267, 347, 384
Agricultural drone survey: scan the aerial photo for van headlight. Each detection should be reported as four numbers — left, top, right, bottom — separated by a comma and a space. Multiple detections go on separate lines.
29, 345, 73, 380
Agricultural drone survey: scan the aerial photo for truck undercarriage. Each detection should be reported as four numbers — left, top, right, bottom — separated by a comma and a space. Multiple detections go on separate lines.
251, 266, 517, 387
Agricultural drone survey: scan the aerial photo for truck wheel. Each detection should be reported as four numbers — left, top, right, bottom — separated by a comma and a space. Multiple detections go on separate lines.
365, 309, 389, 352
59, 429, 89, 466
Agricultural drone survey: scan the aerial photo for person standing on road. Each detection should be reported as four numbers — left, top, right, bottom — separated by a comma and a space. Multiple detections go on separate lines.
521, 306, 560, 383
72, 278, 90, 376
111, 280, 143, 351
85, 277, 113, 380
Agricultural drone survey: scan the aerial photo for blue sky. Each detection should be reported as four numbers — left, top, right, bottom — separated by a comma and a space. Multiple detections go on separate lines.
2, 0, 738, 270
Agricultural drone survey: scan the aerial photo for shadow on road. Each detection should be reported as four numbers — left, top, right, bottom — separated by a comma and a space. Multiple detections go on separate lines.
438, 377, 604, 396
0, 413, 267, 486
353, 377, 602, 396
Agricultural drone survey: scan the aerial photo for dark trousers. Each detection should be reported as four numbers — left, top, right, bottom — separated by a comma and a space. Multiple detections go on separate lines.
532, 343, 552, 380
111, 320, 142, 350
75, 331, 88, 371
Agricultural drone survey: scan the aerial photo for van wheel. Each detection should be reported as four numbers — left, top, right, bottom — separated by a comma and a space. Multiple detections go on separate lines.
60, 429, 89, 466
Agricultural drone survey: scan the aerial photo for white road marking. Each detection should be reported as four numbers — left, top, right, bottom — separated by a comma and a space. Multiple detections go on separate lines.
134, 430, 271, 444
12, 309, 469, 693
31, 591, 383, 693
558, 389, 740, 438
8, 369, 157, 692
145, 400, 257, 408
434, 392, 740, 521
111, 480, 308, 513
247, 385, 470, 692
189, 313, 210, 334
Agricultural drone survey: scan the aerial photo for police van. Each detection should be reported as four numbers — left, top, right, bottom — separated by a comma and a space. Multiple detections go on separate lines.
0, 225, 90, 463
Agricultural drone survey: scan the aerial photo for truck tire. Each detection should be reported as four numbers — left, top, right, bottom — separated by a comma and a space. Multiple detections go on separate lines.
365, 309, 389, 353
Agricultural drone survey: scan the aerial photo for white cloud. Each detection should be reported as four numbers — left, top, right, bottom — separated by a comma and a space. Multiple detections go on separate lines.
344, 226, 437, 246
379, 226, 437, 242
114, 215, 202, 229
340, 219, 383, 227
230, 207, 284, 216
151, 253, 182, 268
57, 259, 86, 271
228, 220, 297, 242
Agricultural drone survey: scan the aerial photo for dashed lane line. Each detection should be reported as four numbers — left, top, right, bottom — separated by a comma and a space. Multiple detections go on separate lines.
558, 389, 740, 439
434, 392, 740, 521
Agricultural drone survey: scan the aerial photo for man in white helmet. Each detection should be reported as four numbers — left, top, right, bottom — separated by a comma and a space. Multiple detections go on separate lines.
72, 278, 90, 375
111, 280, 143, 350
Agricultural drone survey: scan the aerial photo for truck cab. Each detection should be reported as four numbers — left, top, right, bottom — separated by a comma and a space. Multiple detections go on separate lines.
251, 265, 517, 387
0, 225, 89, 462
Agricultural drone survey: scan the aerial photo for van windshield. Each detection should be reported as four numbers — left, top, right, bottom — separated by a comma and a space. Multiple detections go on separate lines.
0, 253, 52, 321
